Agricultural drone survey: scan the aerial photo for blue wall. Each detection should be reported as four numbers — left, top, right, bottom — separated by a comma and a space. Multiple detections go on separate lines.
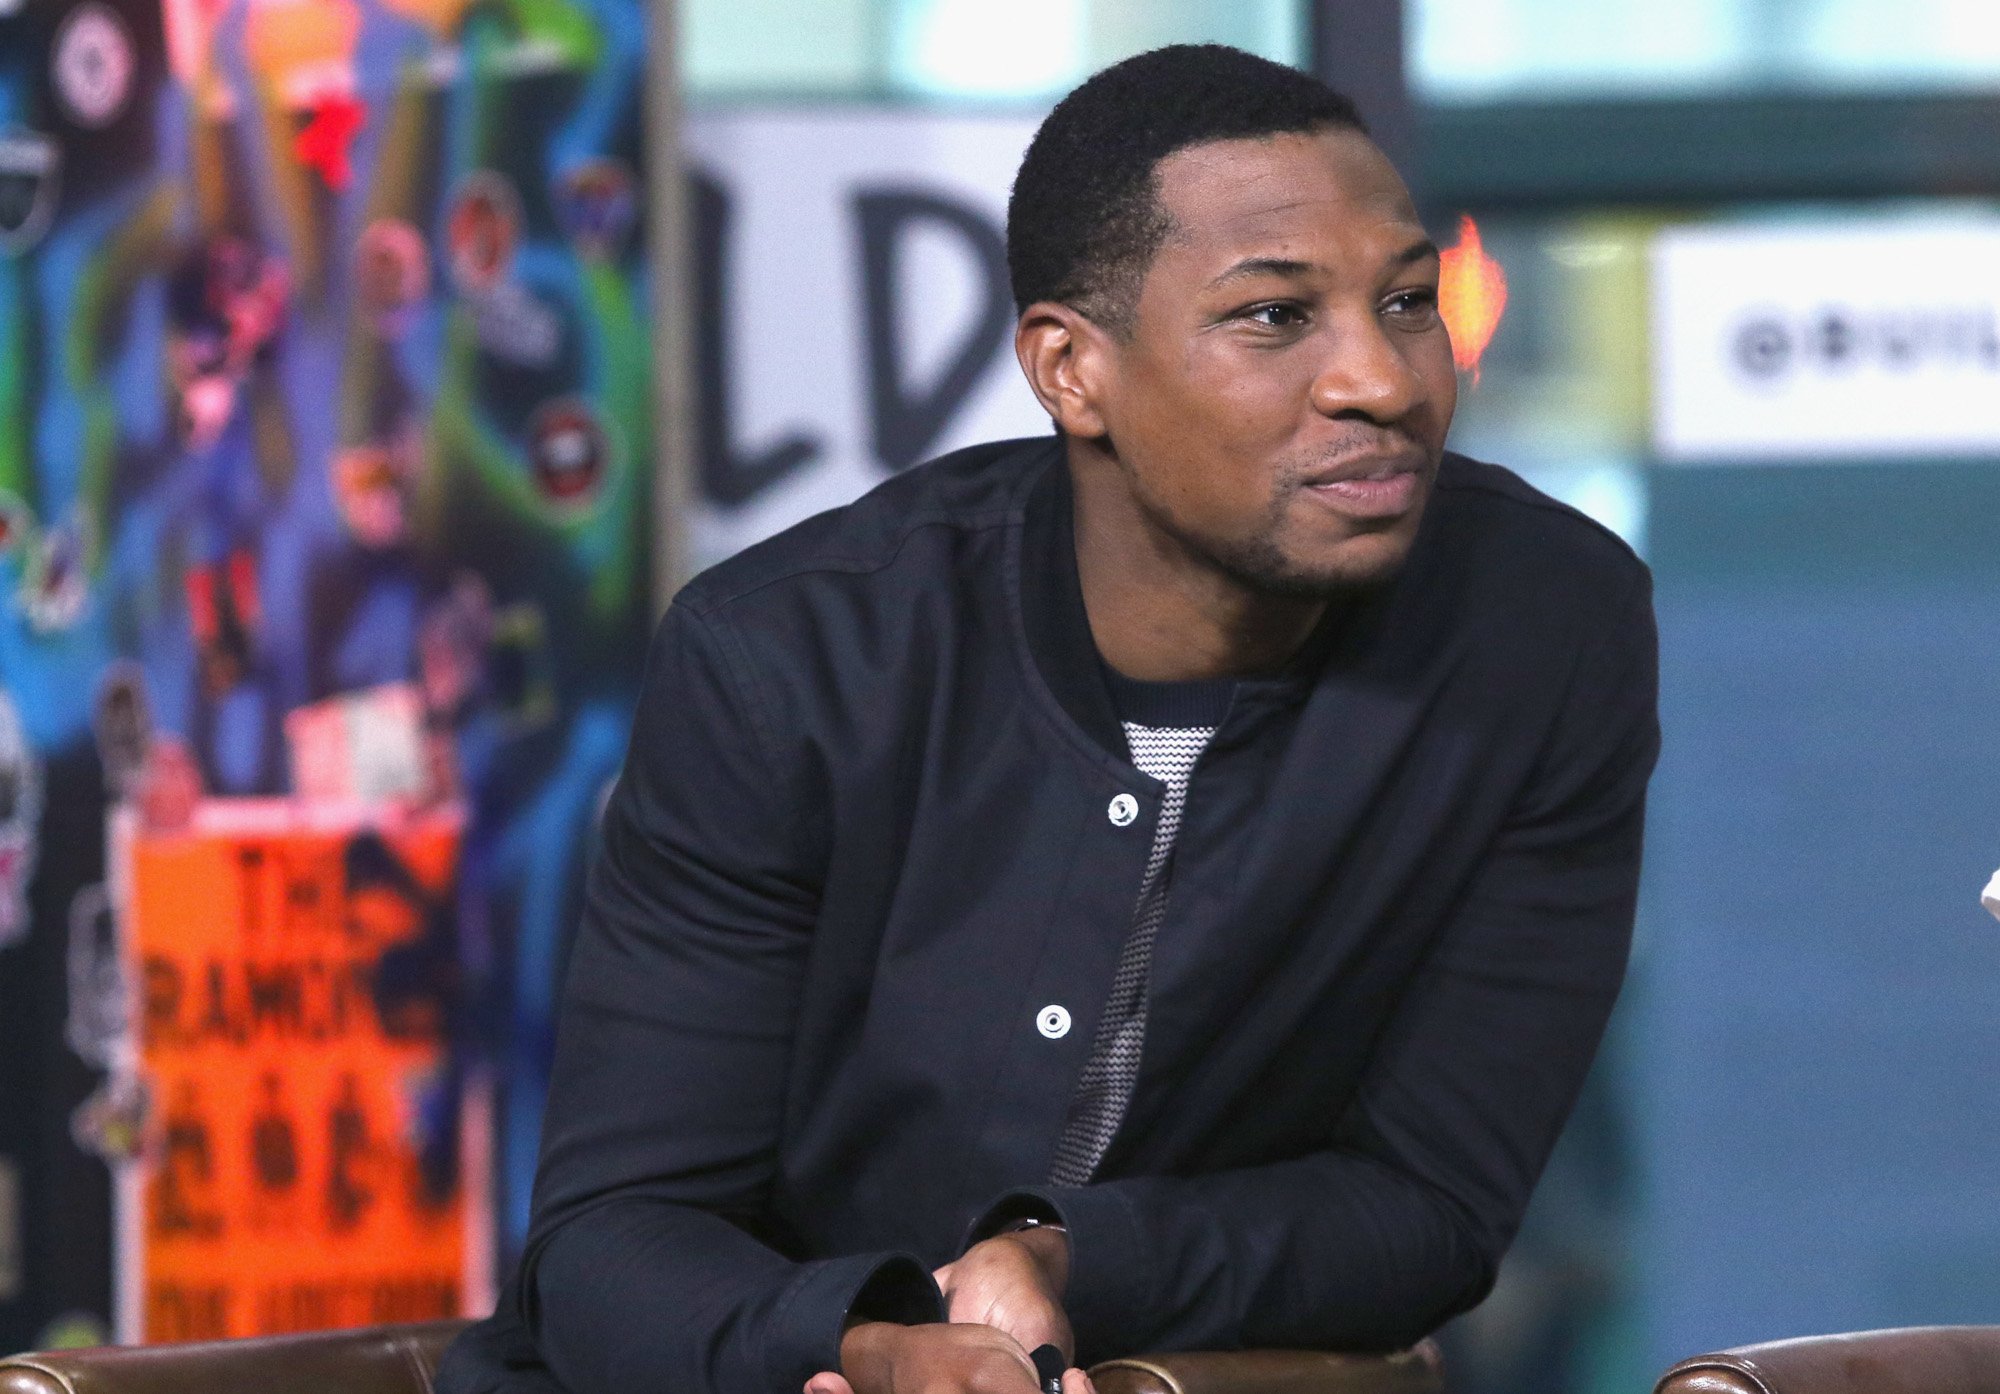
1637, 462, 2000, 1361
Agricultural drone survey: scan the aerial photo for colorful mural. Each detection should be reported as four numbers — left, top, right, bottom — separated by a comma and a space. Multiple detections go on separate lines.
0, 0, 651, 1348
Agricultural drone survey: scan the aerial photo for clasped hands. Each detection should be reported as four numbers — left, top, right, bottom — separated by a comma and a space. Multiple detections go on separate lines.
804, 1226, 1097, 1394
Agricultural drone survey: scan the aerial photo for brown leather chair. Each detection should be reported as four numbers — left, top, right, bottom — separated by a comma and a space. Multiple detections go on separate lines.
1090, 1345, 1444, 1394
0, 1321, 469, 1394
1654, 1327, 2000, 1394
0, 1320, 1443, 1394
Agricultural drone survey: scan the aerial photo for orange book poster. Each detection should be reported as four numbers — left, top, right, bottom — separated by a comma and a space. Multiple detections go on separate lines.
110, 802, 493, 1343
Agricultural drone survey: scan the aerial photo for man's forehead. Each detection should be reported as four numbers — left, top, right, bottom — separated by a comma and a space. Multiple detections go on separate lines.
1152, 131, 1422, 252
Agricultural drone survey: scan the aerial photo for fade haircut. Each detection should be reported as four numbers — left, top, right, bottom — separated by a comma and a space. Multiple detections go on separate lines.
1007, 44, 1367, 336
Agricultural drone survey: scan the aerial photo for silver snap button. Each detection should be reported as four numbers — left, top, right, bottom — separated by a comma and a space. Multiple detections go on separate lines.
1036, 1005, 1071, 1039
1107, 793, 1138, 827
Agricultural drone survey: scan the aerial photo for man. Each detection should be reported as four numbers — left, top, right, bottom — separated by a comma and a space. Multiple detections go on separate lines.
440, 42, 1658, 1394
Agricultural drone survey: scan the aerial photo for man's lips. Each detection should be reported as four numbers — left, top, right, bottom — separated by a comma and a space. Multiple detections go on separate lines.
1297, 448, 1427, 487
1297, 453, 1428, 520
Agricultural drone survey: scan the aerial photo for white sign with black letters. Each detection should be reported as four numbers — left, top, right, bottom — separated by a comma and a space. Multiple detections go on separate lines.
683, 109, 1050, 571
1652, 220, 2000, 462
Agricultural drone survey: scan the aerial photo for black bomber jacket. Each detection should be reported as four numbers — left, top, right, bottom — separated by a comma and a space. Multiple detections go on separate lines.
441, 435, 1659, 1394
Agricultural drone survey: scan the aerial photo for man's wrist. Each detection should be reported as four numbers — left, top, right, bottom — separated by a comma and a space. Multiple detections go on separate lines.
996, 1220, 1071, 1297
838, 1320, 897, 1383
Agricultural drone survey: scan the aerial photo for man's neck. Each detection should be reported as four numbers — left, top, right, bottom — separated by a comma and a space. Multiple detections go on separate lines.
1069, 451, 1327, 683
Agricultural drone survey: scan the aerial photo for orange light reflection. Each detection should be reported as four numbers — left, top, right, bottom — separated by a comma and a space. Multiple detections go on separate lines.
1438, 214, 1508, 385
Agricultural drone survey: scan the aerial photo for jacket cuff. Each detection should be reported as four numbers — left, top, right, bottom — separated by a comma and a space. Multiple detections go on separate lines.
965, 1186, 1155, 1359
770, 1251, 944, 1389
964, 1188, 1066, 1244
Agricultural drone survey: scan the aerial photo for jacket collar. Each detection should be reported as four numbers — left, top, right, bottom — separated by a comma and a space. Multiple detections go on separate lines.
1018, 447, 1128, 757
1015, 445, 1360, 760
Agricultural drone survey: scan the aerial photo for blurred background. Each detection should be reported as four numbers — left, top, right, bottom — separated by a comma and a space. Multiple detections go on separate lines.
1, 0, 1997, 1389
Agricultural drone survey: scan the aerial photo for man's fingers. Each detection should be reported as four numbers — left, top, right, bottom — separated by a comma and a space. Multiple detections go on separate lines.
966, 1303, 1070, 1361
836, 1322, 1053, 1394
1062, 1367, 1097, 1394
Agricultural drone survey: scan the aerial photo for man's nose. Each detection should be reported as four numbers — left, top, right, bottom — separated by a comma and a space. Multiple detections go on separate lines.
1307, 317, 1427, 425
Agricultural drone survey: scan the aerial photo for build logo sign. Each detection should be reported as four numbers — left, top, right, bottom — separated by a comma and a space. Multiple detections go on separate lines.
110, 804, 490, 1342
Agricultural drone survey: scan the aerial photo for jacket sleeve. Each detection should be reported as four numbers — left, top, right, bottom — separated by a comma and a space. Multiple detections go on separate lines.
518, 602, 944, 1394
973, 571, 1661, 1359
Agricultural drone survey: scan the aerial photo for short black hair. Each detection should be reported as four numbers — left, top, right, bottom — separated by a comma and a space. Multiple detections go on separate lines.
1007, 44, 1367, 334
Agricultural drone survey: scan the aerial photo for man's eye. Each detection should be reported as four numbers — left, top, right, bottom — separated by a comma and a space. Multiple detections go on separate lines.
1243, 303, 1306, 328
1385, 289, 1440, 321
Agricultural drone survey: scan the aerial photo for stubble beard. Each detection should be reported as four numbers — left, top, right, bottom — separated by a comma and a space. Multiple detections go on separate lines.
1131, 468, 1426, 601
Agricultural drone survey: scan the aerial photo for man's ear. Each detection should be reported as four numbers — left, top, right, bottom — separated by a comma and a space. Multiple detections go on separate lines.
1015, 302, 1112, 439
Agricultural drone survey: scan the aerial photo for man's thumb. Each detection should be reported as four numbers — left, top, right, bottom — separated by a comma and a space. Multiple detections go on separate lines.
804, 1373, 855, 1394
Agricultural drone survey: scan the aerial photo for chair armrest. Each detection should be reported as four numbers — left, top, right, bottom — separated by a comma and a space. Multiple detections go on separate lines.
1655, 1326, 2000, 1394
0, 1320, 470, 1394
1088, 1342, 1444, 1394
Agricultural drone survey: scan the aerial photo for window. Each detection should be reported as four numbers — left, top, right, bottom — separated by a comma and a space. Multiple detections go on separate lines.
683, 0, 1306, 100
